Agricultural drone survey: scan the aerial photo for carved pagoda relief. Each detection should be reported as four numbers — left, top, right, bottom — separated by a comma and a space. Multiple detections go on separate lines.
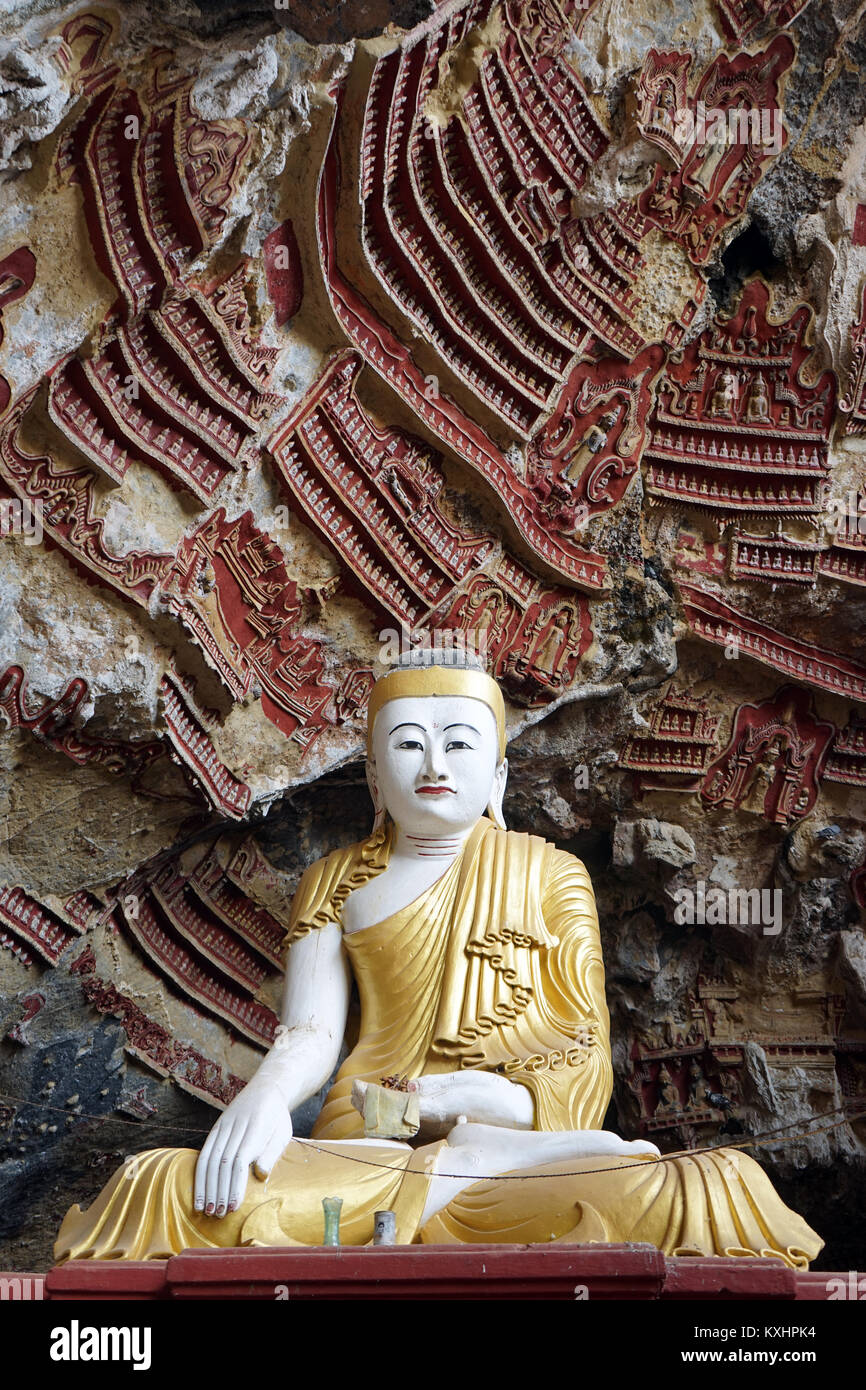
1, 0, 866, 1273
618, 684, 721, 796
645, 277, 835, 520
701, 684, 835, 824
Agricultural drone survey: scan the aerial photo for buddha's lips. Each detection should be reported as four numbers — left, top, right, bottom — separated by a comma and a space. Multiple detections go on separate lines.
416, 785, 455, 795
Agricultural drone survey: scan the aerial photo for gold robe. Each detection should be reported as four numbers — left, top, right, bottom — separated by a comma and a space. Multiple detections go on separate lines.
55, 821, 822, 1265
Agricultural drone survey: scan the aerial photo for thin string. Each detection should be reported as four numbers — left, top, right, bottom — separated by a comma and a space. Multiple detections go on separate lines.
292, 1106, 866, 1180
2, 1089, 863, 1181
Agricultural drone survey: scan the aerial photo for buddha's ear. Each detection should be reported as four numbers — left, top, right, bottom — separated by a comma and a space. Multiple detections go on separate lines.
366, 757, 386, 833
486, 757, 508, 830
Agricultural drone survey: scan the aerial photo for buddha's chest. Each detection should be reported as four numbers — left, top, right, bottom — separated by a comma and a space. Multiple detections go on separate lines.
341, 854, 458, 935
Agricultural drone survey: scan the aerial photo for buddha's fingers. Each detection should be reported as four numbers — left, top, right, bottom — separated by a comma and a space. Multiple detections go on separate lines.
227, 1132, 258, 1215
215, 1116, 250, 1217
194, 1124, 220, 1212
205, 1116, 242, 1217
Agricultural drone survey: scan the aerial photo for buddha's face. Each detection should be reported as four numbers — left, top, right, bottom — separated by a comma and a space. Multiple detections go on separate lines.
368, 694, 506, 835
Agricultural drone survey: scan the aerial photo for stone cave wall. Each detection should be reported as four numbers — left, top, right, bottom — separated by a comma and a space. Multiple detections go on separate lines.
1, 0, 865, 1270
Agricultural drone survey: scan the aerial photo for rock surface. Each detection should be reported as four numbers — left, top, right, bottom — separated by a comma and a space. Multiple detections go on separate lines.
0, 0, 864, 1271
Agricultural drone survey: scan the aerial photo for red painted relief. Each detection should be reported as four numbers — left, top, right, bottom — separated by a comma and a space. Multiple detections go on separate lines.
638, 38, 794, 267
162, 509, 334, 748
48, 271, 278, 501
6, 991, 47, 1045
673, 525, 728, 580
263, 220, 303, 326
319, 104, 609, 591
0, 663, 164, 783
71, 945, 246, 1107
715, 0, 813, 44
628, 972, 848, 1141
701, 684, 834, 823
270, 352, 596, 701
56, 51, 251, 321
117, 888, 278, 1047
637, 50, 694, 165
680, 580, 866, 700
159, 668, 252, 820
0, 247, 37, 417
269, 350, 496, 627
646, 278, 835, 518
839, 281, 866, 437
333, 668, 376, 725
49, 29, 277, 505
0, 387, 174, 606
428, 553, 592, 704
182, 842, 286, 969
112, 836, 285, 1048
0, 886, 79, 965
824, 715, 866, 788
727, 526, 821, 583
56, 11, 118, 86
526, 345, 665, 522
619, 685, 721, 795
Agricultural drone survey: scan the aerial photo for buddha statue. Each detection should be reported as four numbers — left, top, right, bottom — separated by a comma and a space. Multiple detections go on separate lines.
55, 652, 822, 1265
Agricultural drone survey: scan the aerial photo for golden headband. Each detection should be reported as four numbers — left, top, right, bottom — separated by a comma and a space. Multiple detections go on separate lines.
366, 665, 507, 760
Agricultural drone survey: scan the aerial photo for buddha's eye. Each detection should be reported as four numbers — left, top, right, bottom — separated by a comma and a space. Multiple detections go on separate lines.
396, 738, 424, 750
446, 740, 472, 751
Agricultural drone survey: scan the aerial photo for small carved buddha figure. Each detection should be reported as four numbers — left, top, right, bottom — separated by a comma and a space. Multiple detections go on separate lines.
745, 372, 771, 424
709, 367, 740, 419
55, 653, 822, 1265
562, 410, 617, 483
651, 82, 678, 131
741, 736, 784, 817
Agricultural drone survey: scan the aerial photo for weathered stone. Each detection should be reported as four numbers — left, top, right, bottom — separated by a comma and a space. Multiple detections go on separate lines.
0, 0, 864, 1274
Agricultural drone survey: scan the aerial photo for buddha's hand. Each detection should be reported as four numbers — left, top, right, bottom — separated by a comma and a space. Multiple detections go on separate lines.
409, 1071, 535, 1136
194, 1074, 294, 1219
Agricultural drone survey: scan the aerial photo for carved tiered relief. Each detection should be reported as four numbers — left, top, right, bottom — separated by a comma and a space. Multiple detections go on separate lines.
48, 273, 279, 501
839, 281, 866, 438
714, 0, 813, 44
646, 278, 835, 518
638, 38, 794, 267
70, 945, 247, 1106
701, 685, 835, 824
525, 346, 664, 523
679, 580, 866, 701
160, 667, 252, 819
728, 525, 821, 583
162, 510, 334, 748
112, 835, 286, 1048
627, 973, 850, 1144
429, 554, 592, 704
619, 685, 721, 795
269, 351, 496, 629
824, 715, 866, 788
270, 351, 595, 702
0, 886, 82, 966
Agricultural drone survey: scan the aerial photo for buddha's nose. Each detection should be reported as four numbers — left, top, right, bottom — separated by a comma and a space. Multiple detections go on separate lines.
421, 744, 449, 781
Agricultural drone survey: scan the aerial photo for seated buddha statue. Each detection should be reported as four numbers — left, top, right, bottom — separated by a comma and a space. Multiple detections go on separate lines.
55, 651, 822, 1265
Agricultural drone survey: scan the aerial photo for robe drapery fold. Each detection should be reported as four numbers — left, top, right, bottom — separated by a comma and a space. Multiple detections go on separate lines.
55, 822, 823, 1266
